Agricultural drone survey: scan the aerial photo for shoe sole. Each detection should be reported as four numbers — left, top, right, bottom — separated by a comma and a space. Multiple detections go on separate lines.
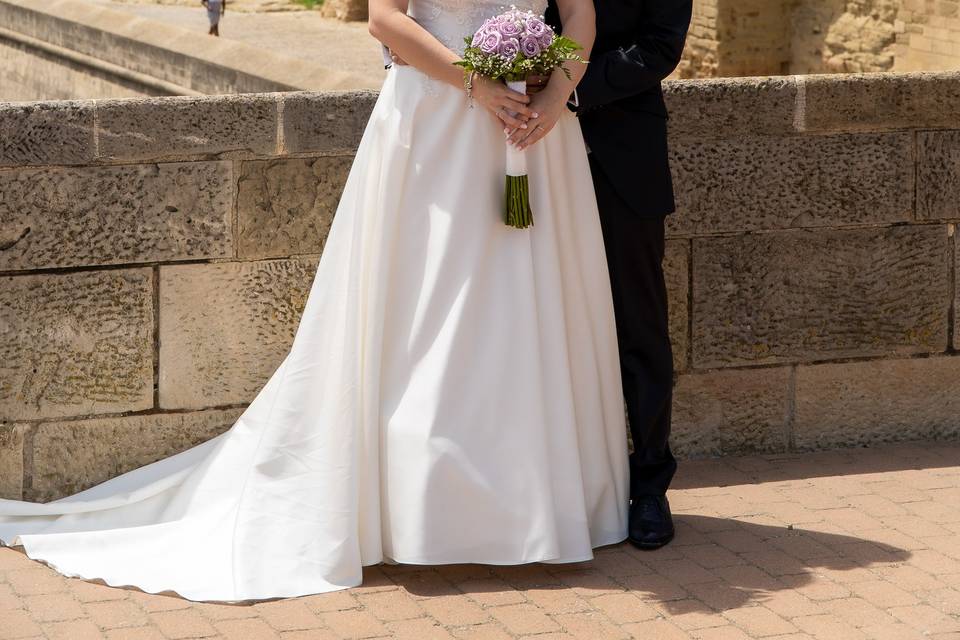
627, 532, 674, 550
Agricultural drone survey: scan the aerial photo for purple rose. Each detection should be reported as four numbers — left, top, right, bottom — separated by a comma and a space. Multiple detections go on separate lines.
520, 35, 542, 57
538, 31, 554, 49
525, 16, 547, 37
499, 37, 521, 60
479, 29, 503, 55
498, 16, 523, 37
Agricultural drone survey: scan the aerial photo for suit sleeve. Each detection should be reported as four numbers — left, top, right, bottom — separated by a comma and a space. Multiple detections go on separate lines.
575, 0, 692, 113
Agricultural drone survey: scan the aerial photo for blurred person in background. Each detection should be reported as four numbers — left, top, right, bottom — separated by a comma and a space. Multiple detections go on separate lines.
203, 0, 225, 36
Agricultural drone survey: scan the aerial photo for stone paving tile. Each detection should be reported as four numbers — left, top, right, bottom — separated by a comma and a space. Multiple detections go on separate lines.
1, 442, 959, 639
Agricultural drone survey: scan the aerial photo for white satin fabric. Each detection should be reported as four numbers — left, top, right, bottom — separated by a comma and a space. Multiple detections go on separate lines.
0, 0, 629, 602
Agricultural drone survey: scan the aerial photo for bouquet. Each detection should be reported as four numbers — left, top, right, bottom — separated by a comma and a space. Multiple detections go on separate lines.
455, 7, 585, 229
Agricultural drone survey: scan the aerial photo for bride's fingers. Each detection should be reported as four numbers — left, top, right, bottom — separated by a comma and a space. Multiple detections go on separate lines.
501, 100, 535, 120
515, 122, 552, 150
507, 125, 527, 145
493, 101, 534, 125
502, 91, 532, 105
496, 109, 528, 130
507, 115, 538, 144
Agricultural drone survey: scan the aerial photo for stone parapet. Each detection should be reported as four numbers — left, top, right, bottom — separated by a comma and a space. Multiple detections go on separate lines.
0, 0, 364, 101
2, 72, 959, 500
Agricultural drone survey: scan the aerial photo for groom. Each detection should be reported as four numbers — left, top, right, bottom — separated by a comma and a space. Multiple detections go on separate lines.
538, 0, 693, 550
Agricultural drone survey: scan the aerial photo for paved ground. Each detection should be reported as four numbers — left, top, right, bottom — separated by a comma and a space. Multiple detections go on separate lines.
2, 441, 959, 639
88, 0, 387, 89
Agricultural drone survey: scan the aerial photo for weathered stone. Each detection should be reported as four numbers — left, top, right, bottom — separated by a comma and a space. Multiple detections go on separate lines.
803, 71, 960, 133
691, 225, 950, 367
0, 269, 154, 420
918, 131, 960, 221
321, 0, 368, 21
282, 91, 378, 155
97, 95, 278, 161
953, 236, 960, 350
0, 0, 362, 97
0, 424, 26, 500
679, 2, 958, 80
0, 162, 234, 270
672, 367, 791, 457
795, 356, 960, 450
0, 100, 95, 167
159, 258, 317, 409
665, 239, 690, 373
664, 76, 799, 139
28, 408, 243, 502
0, 38, 150, 103
237, 156, 352, 260
667, 132, 913, 236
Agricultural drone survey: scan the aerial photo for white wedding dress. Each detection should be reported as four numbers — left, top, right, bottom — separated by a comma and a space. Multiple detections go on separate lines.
0, 0, 628, 602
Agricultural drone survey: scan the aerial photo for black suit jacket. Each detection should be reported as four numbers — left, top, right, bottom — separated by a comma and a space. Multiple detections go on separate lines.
546, 0, 692, 217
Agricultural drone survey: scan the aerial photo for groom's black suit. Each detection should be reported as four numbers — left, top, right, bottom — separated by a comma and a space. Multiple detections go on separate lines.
546, 0, 692, 498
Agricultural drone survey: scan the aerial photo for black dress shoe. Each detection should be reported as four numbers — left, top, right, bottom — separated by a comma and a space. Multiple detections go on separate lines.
628, 494, 675, 550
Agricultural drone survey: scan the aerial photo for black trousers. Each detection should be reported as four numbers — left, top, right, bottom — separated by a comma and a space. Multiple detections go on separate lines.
589, 154, 677, 498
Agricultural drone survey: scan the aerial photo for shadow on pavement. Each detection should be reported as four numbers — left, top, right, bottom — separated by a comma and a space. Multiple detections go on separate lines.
386, 513, 910, 613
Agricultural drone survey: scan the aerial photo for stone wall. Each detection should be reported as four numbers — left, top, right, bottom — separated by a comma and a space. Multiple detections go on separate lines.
0, 36, 154, 102
321, 0, 367, 22
894, 0, 960, 71
682, 0, 960, 77
676, 0, 720, 79
0, 0, 363, 102
3, 73, 960, 502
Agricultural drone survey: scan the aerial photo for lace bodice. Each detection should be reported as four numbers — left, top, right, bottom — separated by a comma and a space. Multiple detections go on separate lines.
410, 0, 549, 54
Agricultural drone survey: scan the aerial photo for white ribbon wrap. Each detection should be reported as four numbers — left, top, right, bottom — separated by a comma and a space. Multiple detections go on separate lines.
505, 79, 528, 177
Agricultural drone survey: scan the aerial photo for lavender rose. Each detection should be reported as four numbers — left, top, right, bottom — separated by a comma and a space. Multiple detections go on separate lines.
520, 35, 542, 57
525, 16, 548, 38
498, 37, 521, 60
538, 31, 553, 49
497, 16, 523, 37
479, 29, 503, 55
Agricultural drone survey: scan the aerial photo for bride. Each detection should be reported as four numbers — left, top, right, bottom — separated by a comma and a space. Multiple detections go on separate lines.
0, 0, 629, 603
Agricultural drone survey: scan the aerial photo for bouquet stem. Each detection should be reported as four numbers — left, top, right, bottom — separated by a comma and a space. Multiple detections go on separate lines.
506, 175, 533, 228
504, 78, 533, 229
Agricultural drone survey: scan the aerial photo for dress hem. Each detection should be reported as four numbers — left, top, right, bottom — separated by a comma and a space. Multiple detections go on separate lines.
2, 532, 629, 604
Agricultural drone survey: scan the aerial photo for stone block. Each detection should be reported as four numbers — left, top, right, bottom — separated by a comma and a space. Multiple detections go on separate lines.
237, 156, 352, 260
795, 356, 960, 450
0, 424, 26, 500
691, 225, 950, 368
159, 258, 318, 409
802, 71, 960, 132
28, 408, 242, 502
321, 0, 368, 21
0, 162, 234, 271
665, 239, 690, 372
0, 100, 95, 167
667, 132, 913, 236
918, 130, 960, 221
672, 367, 791, 457
664, 76, 798, 139
282, 91, 378, 155
97, 94, 279, 161
0, 269, 154, 420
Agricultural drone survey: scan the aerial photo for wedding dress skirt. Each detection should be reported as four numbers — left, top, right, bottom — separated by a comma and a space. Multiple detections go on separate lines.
0, 0, 629, 602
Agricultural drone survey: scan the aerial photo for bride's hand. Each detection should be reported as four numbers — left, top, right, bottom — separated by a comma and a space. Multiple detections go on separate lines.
507, 87, 566, 151
471, 75, 537, 131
